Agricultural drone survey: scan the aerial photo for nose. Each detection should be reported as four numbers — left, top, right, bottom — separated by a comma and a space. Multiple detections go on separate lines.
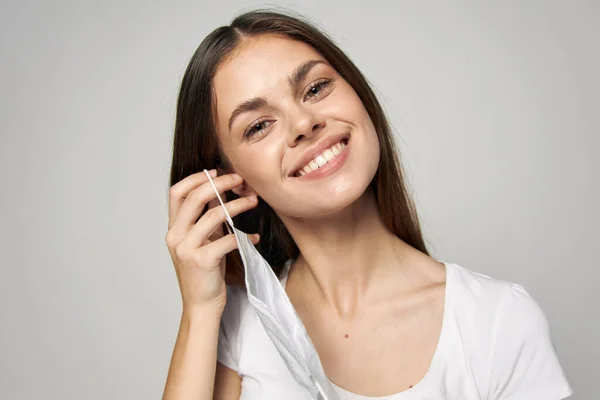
286, 105, 326, 147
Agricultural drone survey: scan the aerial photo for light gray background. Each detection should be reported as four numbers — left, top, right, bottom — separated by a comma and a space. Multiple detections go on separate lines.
0, 0, 597, 399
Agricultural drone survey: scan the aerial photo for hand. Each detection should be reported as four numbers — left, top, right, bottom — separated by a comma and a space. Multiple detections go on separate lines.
165, 170, 259, 313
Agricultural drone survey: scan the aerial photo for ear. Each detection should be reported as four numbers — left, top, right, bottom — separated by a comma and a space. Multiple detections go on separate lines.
230, 179, 258, 198
216, 166, 259, 198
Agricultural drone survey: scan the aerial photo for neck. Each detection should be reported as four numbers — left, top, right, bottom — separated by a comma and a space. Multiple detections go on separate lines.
280, 188, 416, 319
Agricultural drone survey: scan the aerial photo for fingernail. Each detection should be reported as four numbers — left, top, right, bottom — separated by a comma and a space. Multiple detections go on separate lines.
209, 169, 217, 177
232, 173, 242, 180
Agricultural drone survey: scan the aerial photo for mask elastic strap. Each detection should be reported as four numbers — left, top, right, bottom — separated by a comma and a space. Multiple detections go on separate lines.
203, 169, 234, 235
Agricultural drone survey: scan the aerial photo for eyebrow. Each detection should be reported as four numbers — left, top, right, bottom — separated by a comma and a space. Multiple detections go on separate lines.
227, 59, 328, 131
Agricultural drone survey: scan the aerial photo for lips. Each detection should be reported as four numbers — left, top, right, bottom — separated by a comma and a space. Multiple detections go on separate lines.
289, 133, 350, 177
294, 140, 348, 176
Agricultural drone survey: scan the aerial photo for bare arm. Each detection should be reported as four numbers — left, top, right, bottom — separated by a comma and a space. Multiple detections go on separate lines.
163, 306, 238, 399
162, 171, 256, 400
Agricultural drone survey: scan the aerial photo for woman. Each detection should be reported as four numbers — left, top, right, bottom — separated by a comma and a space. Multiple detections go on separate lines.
162, 9, 573, 400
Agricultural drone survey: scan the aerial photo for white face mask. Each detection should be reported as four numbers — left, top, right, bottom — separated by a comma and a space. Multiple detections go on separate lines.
204, 170, 340, 400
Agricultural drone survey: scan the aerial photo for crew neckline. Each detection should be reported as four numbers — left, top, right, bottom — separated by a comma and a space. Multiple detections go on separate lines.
279, 260, 454, 399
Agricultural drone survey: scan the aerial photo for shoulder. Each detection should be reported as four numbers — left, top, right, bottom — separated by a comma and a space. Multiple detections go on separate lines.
447, 263, 512, 321
448, 262, 551, 341
488, 280, 573, 398
449, 262, 509, 296
449, 263, 550, 337
447, 263, 572, 399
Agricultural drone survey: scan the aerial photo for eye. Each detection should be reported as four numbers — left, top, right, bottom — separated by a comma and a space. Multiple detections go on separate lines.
244, 118, 274, 139
303, 78, 335, 101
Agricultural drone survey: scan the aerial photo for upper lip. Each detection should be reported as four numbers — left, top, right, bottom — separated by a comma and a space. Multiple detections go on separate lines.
288, 132, 350, 177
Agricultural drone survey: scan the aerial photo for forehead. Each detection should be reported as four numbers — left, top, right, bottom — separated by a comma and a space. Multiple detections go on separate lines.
215, 34, 324, 88
212, 35, 327, 125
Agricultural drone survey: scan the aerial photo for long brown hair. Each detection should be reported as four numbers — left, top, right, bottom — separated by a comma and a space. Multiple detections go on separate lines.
169, 8, 429, 286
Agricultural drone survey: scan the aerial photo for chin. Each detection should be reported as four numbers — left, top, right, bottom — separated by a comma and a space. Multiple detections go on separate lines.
278, 169, 375, 219
271, 134, 379, 218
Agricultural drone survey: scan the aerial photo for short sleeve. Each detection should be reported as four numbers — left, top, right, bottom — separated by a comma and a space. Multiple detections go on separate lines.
488, 283, 573, 400
216, 285, 243, 373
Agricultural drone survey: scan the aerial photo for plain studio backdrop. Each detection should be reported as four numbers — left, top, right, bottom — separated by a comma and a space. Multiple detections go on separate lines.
0, 0, 597, 399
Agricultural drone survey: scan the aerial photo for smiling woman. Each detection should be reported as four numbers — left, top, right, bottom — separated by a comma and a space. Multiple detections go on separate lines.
169, 10, 425, 286
162, 8, 573, 400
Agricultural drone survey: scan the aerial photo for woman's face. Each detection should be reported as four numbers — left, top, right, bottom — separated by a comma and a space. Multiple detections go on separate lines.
213, 34, 380, 219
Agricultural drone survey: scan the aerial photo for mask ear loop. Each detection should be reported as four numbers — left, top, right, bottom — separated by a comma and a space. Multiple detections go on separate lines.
203, 169, 234, 235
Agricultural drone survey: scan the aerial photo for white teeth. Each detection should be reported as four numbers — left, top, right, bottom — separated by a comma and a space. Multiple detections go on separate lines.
294, 139, 348, 177
314, 155, 327, 167
323, 149, 335, 161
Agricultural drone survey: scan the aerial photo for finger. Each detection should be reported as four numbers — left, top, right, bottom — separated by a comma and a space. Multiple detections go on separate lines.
195, 232, 260, 269
207, 197, 220, 212
183, 195, 259, 248
205, 197, 224, 240
169, 173, 243, 236
168, 169, 217, 227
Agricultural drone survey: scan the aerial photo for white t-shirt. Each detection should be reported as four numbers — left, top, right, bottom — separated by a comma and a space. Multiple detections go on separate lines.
217, 261, 573, 399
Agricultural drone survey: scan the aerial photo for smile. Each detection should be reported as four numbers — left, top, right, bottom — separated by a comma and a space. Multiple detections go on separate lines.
292, 137, 350, 178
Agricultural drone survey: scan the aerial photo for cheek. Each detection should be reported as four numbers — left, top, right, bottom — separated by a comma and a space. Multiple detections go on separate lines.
231, 145, 282, 192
